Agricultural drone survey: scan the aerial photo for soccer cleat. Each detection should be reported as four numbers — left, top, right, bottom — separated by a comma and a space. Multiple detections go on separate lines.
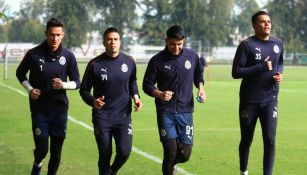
31, 162, 42, 175
240, 170, 248, 175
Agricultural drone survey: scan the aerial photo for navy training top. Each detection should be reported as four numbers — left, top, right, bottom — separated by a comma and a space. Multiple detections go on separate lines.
79, 52, 139, 123
16, 40, 80, 113
232, 35, 284, 103
143, 47, 204, 113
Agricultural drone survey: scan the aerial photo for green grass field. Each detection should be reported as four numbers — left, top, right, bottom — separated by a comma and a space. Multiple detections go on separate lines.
0, 63, 306, 175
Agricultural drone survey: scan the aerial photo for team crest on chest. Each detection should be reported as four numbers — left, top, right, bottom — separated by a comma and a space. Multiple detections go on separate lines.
59, 56, 66, 65
121, 63, 128, 73
273, 45, 280, 53
184, 60, 191, 69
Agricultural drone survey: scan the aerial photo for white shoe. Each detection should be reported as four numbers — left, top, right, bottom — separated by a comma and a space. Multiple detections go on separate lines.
173, 166, 177, 175
240, 170, 248, 175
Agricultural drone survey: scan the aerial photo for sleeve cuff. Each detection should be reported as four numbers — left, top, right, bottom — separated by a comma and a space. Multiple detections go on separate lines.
21, 80, 33, 93
62, 81, 77, 89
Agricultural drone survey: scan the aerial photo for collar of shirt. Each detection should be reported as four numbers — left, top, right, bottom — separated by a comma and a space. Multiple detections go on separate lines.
163, 47, 184, 60
42, 40, 63, 61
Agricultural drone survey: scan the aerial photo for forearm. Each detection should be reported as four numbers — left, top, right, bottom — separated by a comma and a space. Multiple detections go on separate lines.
232, 63, 267, 78
152, 89, 162, 99
79, 90, 95, 107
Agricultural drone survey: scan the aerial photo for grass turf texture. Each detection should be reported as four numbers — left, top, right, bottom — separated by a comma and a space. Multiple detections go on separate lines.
0, 63, 306, 174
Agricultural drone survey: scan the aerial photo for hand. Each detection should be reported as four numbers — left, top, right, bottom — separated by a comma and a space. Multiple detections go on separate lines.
134, 98, 142, 111
157, 91, 174, 101
273, 72, 283, 83
93, 96, 105, 109
197, 91, 206, 103
264, 56, 272, 71
52, 78, 63, 90
30, 88, 41, 100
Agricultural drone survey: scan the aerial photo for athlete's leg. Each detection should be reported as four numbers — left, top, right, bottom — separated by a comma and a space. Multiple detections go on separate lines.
94, 125, 113, 175
259, 101, 278, 175
162, 139, 178, 175
157, 112, 178, 175
32, 135, 48, 175
111, 120, 132, 174
47, 112, 67, 175
47, 136, 65, 175
175, 143, 192, 164
239, 103, 259, 172
175, 113, 194, 164
32, 135, 49, 165
31, 113, 49, 175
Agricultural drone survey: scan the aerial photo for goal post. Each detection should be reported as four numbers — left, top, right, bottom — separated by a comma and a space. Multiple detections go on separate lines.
3, 44, 7, 80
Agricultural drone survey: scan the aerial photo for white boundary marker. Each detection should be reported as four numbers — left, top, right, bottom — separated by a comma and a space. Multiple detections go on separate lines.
0, 81, 193, 175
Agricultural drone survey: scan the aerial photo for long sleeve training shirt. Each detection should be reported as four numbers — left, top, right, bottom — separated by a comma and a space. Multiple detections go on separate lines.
16, 40, 80, 113
79, 52, 139, 123
143, 48, 204, 113
232, 35, 284, 103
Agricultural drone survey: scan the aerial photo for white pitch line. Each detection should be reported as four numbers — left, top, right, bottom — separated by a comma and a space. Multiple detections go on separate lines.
0, 81, 193, 175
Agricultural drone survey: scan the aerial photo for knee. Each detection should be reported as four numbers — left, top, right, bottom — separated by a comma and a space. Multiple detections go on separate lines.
34, 146, 48, 160
264, 138, 275, 148
179, 150, 191, 162
117, 146, 131, 159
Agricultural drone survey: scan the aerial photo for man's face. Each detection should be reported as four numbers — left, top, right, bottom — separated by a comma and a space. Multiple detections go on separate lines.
45, 27, 64, 51
165, 38, 185, 56
253, 14, 271, 37
103, 31, 121, 57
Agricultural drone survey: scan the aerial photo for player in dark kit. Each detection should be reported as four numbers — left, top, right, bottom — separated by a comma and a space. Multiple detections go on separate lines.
232, 11, 283, 175
79, 27, 142, 175
143, 25, 205, 175
16, 18, 80, 175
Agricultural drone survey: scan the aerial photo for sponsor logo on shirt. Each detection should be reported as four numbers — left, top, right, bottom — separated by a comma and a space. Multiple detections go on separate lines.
101, 68, 107, 73
255, 47, 261, 52
164, 65, 171, 70
39, 58, 45, 63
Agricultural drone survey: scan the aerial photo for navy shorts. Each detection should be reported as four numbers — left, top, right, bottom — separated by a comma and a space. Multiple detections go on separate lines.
31, 112, 68, 138
157, 112, 194, 144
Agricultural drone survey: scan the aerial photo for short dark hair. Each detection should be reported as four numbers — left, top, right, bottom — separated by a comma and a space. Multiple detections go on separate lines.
46, 18, 64, 30
166, 25, 185, 40
103, 27, 120, 40
252, 11, 269, 24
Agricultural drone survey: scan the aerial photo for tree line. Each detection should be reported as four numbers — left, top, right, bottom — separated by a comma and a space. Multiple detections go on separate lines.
0, 0, 306, 53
